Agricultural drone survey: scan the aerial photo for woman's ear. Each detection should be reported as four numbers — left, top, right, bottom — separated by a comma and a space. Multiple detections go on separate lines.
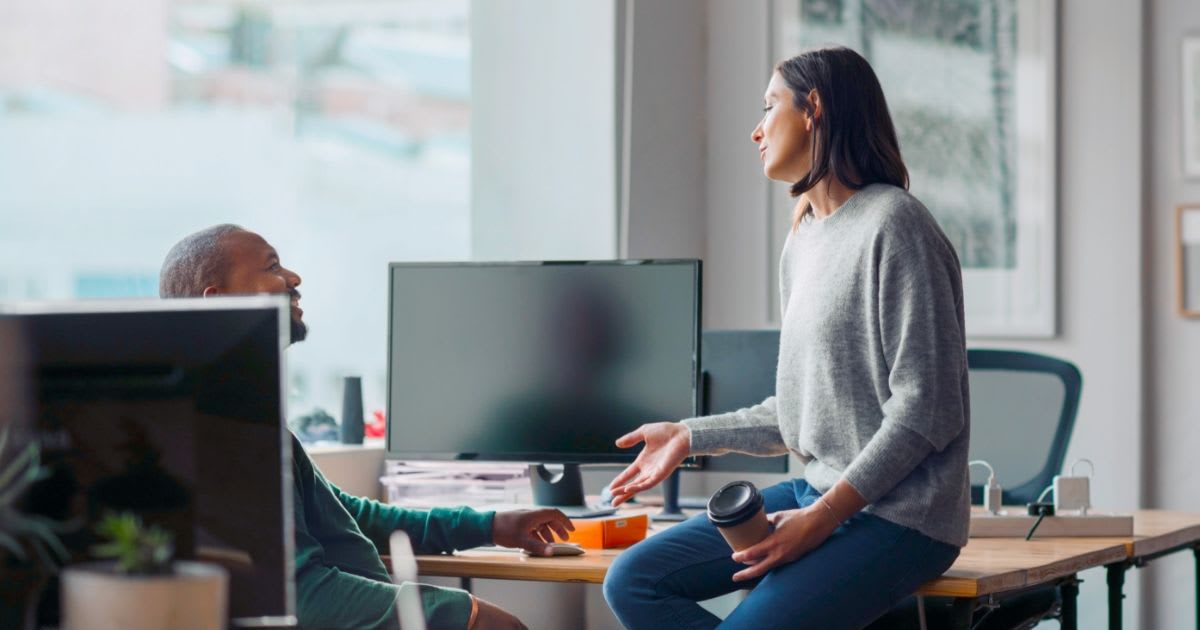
807, 89, 823, 123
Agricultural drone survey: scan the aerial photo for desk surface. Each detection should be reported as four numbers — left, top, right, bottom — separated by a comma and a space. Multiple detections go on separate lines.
1109, 509, 1200, 558
914, 537, 1126, 597
414, 509, 1200, 600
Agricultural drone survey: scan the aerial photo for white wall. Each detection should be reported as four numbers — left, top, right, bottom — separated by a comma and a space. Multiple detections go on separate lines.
620, 0, 707, 265
703, 0, 774, 330
1144, 0, 1200, 627
470, 0, 619, 261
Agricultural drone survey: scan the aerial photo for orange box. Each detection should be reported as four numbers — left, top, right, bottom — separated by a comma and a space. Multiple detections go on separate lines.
565, 513, 649, 549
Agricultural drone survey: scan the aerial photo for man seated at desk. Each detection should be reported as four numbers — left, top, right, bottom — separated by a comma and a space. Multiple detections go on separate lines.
159, 224, 574, 630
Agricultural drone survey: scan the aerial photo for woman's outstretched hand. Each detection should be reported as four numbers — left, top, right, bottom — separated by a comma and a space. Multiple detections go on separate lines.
607, 422, 691, 506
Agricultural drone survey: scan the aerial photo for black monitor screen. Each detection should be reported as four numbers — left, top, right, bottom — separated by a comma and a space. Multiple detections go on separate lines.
0, 298, 294, 627
387, 261, 700, 463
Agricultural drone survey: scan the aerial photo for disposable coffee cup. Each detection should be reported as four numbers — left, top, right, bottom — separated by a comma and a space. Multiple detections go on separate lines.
707, 480, 770, 551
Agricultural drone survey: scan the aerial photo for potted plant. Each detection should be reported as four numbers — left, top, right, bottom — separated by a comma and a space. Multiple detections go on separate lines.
0, 426, 71, 630
60, 512, 228, 630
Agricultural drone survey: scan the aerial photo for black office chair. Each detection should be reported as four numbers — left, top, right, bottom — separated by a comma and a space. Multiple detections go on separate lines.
869, 349, 1084, 630
966, 350, 1083, 507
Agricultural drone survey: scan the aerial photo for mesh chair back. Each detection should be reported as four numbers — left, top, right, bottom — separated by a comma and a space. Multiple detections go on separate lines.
966, 349, 1082, 505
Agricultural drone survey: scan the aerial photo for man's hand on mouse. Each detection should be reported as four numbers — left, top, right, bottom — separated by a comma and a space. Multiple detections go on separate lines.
492, 508, 575, 556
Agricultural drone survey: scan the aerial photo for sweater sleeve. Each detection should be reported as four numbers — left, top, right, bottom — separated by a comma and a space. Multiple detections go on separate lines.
681, 396, 788, 456
293, 481, 474, 629
404, 582, 476, 629
333, 485, 495, 556
293, 533, 401, 630
842, 239, 968, 504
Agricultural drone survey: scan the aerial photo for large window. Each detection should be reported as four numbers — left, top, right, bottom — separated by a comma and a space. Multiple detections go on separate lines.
0, 0, 472, 427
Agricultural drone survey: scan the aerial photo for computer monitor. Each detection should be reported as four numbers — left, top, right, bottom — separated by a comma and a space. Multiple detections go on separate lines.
386, 260, 700, 513
698, 329, 789, 474
0, 297, 295, 628
654, 330, 790, 515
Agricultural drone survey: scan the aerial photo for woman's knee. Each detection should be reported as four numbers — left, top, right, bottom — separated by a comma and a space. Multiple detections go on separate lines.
603, 543, 650, 609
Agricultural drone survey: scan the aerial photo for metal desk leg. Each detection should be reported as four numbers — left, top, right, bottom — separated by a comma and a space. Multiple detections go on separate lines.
948, 598, 975, 630
1061, 576, 1080, 630
1107, 562, 1128, 630
1194, 546, 1199, 630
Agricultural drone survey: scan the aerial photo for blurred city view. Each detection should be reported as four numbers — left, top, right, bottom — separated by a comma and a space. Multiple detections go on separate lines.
0, 0, 1046, 422
0, 0, 472, 429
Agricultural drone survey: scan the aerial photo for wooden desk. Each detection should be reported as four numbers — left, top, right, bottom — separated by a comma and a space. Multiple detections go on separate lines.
1081, 509, 1200, 630
915, 537, 1127, 599
416, 517, 1129, 630
948, 508, 1200, 629
417, 536, 1127, 594
417, 546, 623, 584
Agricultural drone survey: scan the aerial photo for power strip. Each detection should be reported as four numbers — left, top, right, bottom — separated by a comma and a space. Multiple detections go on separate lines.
969, 510, 1132, 538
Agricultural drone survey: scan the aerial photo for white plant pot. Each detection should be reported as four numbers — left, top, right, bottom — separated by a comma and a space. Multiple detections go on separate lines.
61, 561, 229, 630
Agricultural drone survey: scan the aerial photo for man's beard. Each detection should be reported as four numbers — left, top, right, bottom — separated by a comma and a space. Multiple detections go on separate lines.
290, 318, 308, 344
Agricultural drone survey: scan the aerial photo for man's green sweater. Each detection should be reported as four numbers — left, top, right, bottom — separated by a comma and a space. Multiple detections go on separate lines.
291, 435, 495, 629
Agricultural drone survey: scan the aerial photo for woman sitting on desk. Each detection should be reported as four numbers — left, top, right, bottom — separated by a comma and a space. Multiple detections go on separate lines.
602, 46, 971, 629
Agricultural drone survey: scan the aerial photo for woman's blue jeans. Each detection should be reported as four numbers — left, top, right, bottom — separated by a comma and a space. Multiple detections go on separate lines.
603, 479, 959, 629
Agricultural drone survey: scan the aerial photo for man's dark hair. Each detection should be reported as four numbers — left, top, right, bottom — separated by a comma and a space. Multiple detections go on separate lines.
159, 224, 246, 298
776, 46, 909, 225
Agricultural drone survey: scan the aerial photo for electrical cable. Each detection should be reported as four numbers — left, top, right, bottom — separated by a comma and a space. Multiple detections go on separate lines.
968, 460, 995, 479
1069, 458, 1095, 477
1025, 503, 1055, 540
969, 460, 1003, 513
1025, 512, 1048, 540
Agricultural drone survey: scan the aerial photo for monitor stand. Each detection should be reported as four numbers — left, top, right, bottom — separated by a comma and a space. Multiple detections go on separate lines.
529, 464, 616, 518
652, 469, 689, 522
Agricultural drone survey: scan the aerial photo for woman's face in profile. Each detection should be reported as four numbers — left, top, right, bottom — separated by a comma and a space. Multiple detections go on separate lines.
751, 72, 813, 183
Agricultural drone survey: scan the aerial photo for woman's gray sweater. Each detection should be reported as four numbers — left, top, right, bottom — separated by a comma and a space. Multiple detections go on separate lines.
684, 183, 971, 547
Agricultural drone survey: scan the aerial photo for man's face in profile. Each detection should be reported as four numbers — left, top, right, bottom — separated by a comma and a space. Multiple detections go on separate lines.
210, 230, 308, 343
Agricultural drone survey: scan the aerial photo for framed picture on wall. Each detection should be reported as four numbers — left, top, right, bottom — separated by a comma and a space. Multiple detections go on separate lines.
1178, 205, 1200, 317
1183, 37, 1200, 178
769, 0, 1059, 337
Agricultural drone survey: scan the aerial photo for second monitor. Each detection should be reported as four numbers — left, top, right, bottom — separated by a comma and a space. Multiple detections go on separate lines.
386, 260, 700, 513
699, 329, 788, 474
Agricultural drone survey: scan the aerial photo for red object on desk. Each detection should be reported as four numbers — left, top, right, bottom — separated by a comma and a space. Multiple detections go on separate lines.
365, 410, 386, 438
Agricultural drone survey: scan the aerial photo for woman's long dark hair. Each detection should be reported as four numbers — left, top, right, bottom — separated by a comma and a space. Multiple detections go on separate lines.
777, 46, 908, 224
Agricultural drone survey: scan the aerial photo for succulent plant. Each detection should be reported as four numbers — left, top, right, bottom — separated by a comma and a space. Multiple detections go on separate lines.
91, 512, 175, 575
0, 426, 71, 572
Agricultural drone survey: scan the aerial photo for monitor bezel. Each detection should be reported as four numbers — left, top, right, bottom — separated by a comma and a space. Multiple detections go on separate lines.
1, 296, 298, 628
385, 259, 701, 464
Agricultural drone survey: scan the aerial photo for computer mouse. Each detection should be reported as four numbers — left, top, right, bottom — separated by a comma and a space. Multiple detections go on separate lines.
599, 484, 615, 507
524, 543, 586, 557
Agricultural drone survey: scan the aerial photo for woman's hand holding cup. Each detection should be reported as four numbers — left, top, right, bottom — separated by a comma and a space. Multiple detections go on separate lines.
729, 506, 839, 583
607, 422, 691, 506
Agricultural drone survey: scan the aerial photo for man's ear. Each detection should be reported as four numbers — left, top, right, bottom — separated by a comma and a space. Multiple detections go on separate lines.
202, 286, 221, 298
